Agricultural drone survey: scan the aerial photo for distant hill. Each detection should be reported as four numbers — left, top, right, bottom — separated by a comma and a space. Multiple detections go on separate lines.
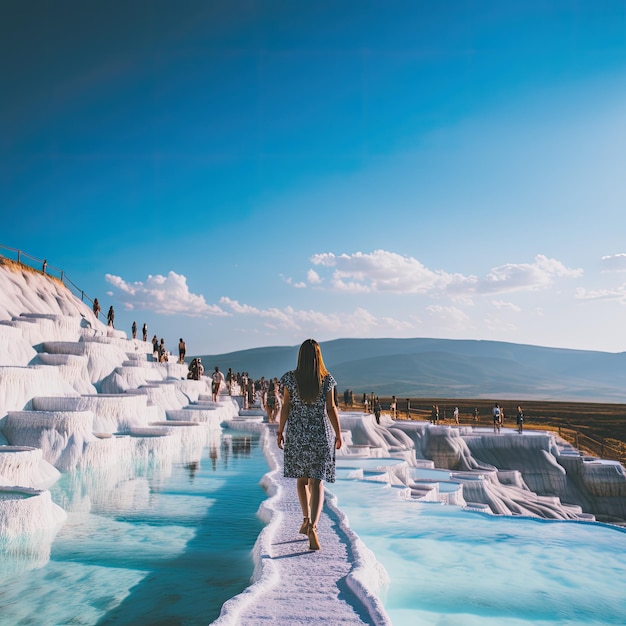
197, 337, 626, 402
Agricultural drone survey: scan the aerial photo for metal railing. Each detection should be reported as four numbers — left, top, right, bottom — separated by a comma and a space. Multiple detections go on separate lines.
0, 244, 94, 307
557, 426, 626, 465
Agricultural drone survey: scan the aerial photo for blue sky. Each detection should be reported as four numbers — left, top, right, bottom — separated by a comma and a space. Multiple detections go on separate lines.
2, 1, 626, 355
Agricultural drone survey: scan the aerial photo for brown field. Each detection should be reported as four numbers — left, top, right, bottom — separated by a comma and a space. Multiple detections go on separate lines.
341, 396, 626, 464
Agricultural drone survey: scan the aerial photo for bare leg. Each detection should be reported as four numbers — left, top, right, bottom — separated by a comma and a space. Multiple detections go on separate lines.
307, 478, 323, 550
308, 478, 324, 526
296, 478, 310, 518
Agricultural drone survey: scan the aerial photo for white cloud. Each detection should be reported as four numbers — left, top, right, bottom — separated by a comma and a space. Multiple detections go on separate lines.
601, 253, 626, 272
576, 284, 626, 303
219, 296, 412, 336
105, 271, 228, 317
310, 250, 464, 294
471, 255, 583, 294
281, 275, 307, 288
307, 269, 322, 284
307, 250, 581, 297
491, 300, 522, 312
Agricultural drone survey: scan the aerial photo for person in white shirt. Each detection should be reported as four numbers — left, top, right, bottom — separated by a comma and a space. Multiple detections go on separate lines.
211, 366, 225, 401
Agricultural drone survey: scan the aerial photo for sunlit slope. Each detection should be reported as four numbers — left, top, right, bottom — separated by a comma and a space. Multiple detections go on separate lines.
202, 337, 626, 401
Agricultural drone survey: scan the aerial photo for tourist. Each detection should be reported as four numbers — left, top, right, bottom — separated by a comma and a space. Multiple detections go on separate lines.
226, 367, 234, 395
265, 378, 280, 423
277, 339, 342, 551
473, 407, 479, 422
152, 335, 159, 358
390, 395, 397, 418
212, 366, 225, 401
178, 338, 186, 364
517, 406, 524, 434
374, 396, 381, 424
493, 403, 501, 433
92, 298, 101, 319
453, 406, 459, 424
159, 338, 168, 362
142, 323, 147, 342
431, 404, 439, 424
132, 321, 137, 339
188, 357, 203, 380
107, 306, 115, 327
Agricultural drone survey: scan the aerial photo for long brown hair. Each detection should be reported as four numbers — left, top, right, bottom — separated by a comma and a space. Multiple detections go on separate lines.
294, 339, 329, 403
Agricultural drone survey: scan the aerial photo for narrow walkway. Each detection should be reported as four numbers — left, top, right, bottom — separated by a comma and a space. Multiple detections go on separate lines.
214, 423, 390, 626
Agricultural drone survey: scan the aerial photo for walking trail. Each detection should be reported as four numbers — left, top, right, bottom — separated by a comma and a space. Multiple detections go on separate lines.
214, 423, 391, 626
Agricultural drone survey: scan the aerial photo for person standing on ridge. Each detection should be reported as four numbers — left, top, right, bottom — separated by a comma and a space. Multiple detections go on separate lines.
132, 321, 137, 339
493, 403, 502, 433
142, 323, 147, 342
92, 298, 101, 319
277, 339, 342, 551
107, 306, 115, 327
178, 338, 186, 364
374, 396, 382, 424
211, 366, 225, 401
226, 367, 234, 395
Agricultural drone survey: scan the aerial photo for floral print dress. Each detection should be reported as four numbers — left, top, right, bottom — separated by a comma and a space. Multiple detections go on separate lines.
280, 370, 337, 483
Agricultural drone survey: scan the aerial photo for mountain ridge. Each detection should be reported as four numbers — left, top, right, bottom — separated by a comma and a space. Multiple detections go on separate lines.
197, 337, 626, 402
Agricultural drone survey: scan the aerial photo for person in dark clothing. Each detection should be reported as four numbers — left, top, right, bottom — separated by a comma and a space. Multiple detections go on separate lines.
107, 306, 115, 327
374, 397, 382, 424
142, 323, 148, 342
132, 321, 137, 339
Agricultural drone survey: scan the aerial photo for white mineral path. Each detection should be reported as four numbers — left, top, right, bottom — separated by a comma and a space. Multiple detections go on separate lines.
214, 422, 391, 626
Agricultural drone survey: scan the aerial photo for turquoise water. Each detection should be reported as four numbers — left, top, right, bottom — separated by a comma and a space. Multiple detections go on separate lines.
329, 477, 626, 625
0, 428, 266, 626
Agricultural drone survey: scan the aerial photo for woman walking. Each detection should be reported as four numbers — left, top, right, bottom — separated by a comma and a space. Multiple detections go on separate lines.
277, 339, 342, 551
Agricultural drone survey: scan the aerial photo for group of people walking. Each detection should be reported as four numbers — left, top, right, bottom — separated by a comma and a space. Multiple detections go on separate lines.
492, 403, 524, 433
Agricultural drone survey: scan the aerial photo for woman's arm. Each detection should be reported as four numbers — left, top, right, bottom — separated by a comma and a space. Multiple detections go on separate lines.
326, 389, 342, 449
277, 387, 290, 449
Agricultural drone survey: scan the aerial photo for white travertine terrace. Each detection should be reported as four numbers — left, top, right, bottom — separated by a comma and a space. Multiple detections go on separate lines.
0, 487, 66, 537
0, 324, 37, 366
0, 446, 60, 489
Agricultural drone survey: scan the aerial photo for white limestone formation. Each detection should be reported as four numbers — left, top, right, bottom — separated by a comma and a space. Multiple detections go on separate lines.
0, 365, 77, 434
42, 340, 129, 388
0, 487, 66, 537
36, 353, 97, 394
0, 324, 37, 366
31, 394, 157, 433
4, 410, 98, 471
0, 446, 61, 489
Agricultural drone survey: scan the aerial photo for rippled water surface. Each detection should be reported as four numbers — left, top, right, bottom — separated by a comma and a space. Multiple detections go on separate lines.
0, 428, 267, 625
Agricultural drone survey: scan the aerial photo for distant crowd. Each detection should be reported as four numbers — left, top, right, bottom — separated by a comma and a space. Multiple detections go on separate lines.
90, 300, 525, 432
